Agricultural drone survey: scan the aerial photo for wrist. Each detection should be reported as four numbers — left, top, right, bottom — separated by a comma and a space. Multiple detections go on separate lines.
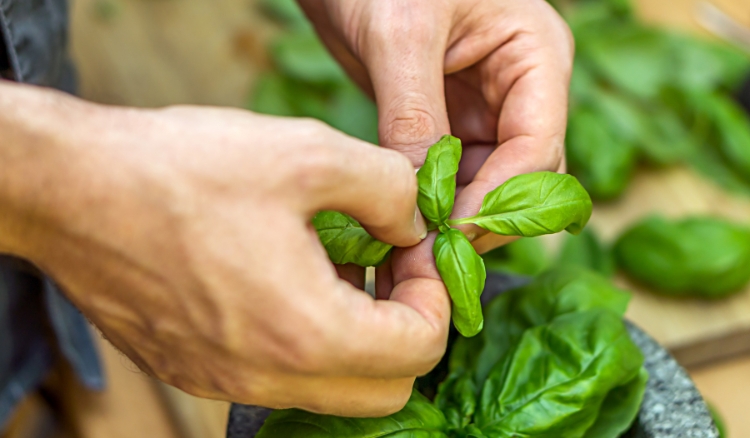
0, 82, 104, 261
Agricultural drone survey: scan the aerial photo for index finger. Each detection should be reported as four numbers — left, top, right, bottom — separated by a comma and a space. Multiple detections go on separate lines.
452, 19, 574, 242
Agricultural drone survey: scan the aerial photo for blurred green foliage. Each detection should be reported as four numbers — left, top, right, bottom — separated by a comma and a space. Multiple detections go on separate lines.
554, 0, 750, 199
482, 238, 550, 277
250, 0, 378, 144
251, 0, 750, 200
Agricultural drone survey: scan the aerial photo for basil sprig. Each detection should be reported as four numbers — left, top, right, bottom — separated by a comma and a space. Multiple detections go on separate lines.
313, 135, 593, 337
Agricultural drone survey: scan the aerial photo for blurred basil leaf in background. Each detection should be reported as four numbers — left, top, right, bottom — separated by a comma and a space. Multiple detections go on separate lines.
615, 216, 750, 298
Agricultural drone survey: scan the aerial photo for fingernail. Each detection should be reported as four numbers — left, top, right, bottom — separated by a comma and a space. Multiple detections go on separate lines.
415, 206, 427, 240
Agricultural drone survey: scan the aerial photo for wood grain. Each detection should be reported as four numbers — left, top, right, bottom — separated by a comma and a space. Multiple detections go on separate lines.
690, 354, 750, 438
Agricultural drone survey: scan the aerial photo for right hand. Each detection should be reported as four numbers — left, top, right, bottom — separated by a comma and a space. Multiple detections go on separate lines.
0, 82, 450, 416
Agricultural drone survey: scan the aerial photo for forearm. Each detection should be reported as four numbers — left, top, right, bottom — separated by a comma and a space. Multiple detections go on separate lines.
0, 81, 98, 261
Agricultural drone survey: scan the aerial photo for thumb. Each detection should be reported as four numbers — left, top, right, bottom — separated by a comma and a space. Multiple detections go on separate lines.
360, 7, 452, 166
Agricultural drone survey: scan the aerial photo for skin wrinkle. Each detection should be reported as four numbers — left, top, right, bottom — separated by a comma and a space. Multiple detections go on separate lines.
482, 32, 541, 115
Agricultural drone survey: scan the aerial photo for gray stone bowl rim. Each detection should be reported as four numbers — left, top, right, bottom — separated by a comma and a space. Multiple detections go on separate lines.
225, 273, 720, 438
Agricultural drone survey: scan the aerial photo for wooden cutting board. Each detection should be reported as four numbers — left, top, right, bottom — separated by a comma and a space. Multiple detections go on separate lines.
586, 166, 750, 367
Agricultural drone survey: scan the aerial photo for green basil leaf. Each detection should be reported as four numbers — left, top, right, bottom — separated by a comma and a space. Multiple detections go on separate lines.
700, 92, 750, 182
451, 172, 592, 237
569, 60, 598, 105
472, 267, 631, 385
475, 310, 645, 437
667, 32, 750, 91
313, 211, 392, 267
637, 103, 696, 166
258, 0, 311, 30
271, 31, 348, 84
326, 81, 379, 144
482, 238, 549, 276
614, 216, 750, 297
589, 88, 694, 166
583, 367, 649, 438
567, 107, 637, 200
583, 24, 671, 99
557, 228, 616, 278
417, 136, 462, 226
434, 229, 486, 337
434, 372, 477, 433
256, 390, 449, 438
461, 425, 488, 438
249, 73, 299, 118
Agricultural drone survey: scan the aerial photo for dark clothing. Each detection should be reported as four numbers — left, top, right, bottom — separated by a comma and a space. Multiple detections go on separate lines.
0, 0, 103, 428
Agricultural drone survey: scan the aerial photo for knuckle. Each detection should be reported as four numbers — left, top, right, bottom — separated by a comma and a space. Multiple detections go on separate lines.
286, 125, 339, 195
382, 96, 441, 155
368, 152, 419, 228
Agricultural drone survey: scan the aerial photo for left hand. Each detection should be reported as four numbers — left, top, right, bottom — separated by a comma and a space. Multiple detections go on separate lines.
298, 0, 573, 297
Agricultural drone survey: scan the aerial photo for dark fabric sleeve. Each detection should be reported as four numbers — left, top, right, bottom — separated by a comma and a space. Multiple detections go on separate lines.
0, 0, 103, 429
0, 22, 10, 75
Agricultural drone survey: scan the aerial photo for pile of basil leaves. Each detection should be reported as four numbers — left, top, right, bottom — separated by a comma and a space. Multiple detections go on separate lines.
257, 268, 647, 438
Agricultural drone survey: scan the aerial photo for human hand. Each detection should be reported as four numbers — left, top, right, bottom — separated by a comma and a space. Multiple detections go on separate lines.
299, 0, 573, 295
0, 82, 450, 416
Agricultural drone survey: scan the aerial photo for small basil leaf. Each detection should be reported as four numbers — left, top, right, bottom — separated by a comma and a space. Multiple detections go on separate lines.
462, 425, 488, 438
583, 367, 649, 438
434, 373, 477, 433
312, 211, 392, 267
702, 92, 750, 181
685, 136, 750, 197
434, 229, 486, 337
256, 390, 449, 437
417, 135, 462, 226
584, 24, 671, 99
475, 310, 645, 437
567, 107, 637, 200
614, 216, 750, 297
452, 172, 592, 237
